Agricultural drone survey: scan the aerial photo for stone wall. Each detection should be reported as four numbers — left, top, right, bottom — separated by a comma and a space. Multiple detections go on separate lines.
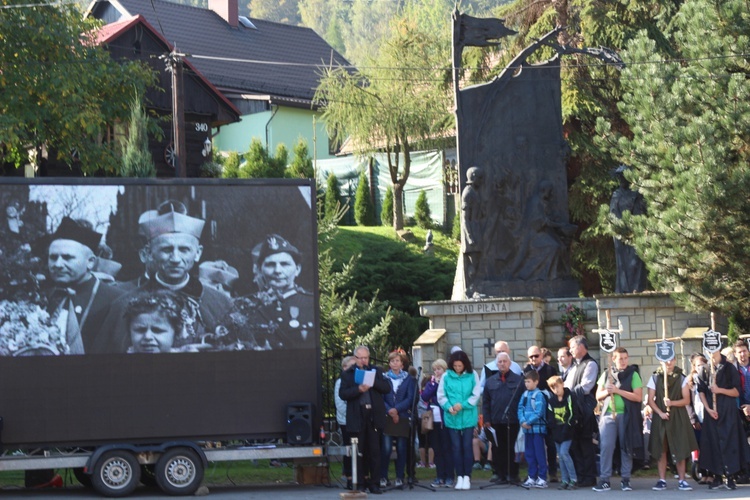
416, 292, 716, 378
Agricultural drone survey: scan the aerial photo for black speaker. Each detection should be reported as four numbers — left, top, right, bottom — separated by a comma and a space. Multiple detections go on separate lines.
286, 402, 313, 445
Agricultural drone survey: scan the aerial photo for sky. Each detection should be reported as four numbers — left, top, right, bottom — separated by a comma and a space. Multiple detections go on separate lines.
29, 185, 123, 235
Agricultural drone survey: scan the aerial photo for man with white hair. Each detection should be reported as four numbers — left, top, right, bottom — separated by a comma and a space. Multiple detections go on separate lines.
479, 340, 522, 391
482, 352, 524, 484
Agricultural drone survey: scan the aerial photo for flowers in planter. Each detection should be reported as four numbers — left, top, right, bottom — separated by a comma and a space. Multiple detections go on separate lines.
558, 303, 586, 340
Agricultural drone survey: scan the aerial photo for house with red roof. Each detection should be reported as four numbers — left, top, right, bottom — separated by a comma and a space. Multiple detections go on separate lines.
94, 14, 240, 176
87, 0, 352, 162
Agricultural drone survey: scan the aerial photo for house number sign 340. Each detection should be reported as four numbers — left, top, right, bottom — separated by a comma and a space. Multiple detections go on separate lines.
195, 123, 209, 132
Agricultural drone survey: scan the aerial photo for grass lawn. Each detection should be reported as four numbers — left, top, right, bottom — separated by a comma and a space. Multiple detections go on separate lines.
328, 225, 459, 270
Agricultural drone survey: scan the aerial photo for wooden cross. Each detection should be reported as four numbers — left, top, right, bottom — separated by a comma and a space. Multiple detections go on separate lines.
483, 337, 495, 357
709, 312, 719, 413
647, 319, 680, 415
592, 311, 623, 418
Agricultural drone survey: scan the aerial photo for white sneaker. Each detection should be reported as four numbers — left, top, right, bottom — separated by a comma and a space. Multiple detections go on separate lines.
455, 476, 464, 489
462, 476, 471, 490
535, 478, 549, 488
522, 477, 536, 488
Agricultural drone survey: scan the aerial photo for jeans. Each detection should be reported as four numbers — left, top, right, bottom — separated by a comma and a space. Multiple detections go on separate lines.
598, 413, 632, 481
525, 433, 548, 480
448, 427, 474, 477
555, 440, 576, 483
381, 434, 407, 480
429, 423, 454, 481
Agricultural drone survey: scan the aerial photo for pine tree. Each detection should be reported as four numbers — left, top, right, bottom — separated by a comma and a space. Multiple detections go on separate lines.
413, 190, 432, 229
381, 186, 394, 227
324, 173, 342, 221
287, 139, 314, 179
495, 0, 681, 294
597, 0, 750, 318
451, 210, 461, 241
240, 138, 287, 178
354, 171, 375, 226
120, 97, 156, 177
219, 151, 242, 178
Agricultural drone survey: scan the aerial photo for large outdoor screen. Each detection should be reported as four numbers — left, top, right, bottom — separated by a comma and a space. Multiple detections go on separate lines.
0, 179, 320, 446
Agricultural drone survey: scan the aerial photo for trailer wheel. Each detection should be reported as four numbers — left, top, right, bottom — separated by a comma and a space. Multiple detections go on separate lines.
155, 447, 203, 496
72, 467, 92, 488
91, 450, 141, 497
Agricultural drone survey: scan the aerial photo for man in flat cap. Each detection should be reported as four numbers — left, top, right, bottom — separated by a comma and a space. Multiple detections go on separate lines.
251, 234, 314, 349
43, 217, 125, 354
94, 201, 232, 353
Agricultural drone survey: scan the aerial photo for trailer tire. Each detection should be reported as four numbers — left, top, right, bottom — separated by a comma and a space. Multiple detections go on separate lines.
91, 450, 141, 497
155, 447, 203, 496
72, 467, 92, 488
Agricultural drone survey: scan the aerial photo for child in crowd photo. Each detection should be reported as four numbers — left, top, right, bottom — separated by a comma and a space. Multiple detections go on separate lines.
123, 290, 184, 354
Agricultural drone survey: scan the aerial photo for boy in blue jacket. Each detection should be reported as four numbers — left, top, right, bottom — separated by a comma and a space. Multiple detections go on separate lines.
518, 370, 548, 488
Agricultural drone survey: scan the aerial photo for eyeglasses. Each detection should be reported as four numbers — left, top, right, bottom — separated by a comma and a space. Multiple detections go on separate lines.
529, 354, 540, 359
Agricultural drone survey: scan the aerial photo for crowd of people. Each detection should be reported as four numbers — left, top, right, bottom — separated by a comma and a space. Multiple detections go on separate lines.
334, 337, 750, 493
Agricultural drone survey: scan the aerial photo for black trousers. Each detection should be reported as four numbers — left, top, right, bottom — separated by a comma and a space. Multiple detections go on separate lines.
491, 423, 520, 481
352, 408, 383, 489
570, 429, 597, 485
341, 424, 353, 478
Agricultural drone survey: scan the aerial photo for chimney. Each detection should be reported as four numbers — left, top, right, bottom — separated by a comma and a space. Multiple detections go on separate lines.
209, 0, 238, 28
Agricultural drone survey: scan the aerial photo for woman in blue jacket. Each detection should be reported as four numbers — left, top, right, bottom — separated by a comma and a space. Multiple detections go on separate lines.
438, 349, 481, 490
381, 350, 416, 488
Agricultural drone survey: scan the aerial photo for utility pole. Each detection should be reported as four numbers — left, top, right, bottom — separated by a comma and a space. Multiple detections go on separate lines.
163, 47, 187, 177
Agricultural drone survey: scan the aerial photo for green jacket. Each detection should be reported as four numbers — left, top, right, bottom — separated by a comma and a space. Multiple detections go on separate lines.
437, 369, 480, 430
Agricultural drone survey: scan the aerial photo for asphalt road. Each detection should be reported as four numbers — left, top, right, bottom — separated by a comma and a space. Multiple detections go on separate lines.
0, 477, 747, 499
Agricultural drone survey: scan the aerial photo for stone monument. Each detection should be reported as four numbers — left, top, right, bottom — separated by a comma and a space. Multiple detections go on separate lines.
451, 11, 623, 300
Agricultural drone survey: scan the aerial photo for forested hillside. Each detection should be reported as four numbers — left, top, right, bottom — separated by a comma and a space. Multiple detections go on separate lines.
141, 0, 512, 65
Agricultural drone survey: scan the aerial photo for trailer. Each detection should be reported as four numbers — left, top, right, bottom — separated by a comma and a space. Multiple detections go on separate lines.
0, 443, 327, 495
0, 179, 323, 496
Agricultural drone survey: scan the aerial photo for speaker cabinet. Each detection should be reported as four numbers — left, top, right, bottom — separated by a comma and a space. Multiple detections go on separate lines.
286, 402, 313, 445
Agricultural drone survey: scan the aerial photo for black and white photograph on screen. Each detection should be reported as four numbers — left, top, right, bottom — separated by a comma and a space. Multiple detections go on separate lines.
0, 180, 318, 356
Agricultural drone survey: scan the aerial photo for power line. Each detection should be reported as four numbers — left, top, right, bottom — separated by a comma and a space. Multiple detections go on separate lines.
0, 1, 77, 8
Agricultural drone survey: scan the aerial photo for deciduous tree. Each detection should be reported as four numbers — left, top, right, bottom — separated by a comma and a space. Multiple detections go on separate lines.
315, 19, 452, 230
0, 2, 154, 174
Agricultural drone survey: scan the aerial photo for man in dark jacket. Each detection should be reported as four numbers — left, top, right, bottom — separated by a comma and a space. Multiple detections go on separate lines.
483, 352, 524, 484
43, 217, 124, 354
524, 344, 559, 481
339, 345, 392, 494
93, 201, 231, 353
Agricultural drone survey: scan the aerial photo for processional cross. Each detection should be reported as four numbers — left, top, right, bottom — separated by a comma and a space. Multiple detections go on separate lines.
592, 311, 622, 418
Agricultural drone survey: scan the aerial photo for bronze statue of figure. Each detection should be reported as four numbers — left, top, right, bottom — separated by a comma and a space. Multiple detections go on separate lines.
513, 179, 577, 281
610, 166, 648, 293
461, 166, 484, 297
